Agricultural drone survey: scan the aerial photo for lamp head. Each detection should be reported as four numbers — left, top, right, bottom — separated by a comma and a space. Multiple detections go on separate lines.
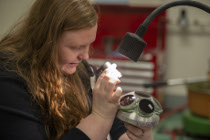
117, 33, 147, 62
116, 0, 210, 62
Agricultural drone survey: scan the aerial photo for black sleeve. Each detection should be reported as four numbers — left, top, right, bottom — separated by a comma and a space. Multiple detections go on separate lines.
0, 73, 47, 140
60, 128, 90, 140
110, 117, 127, 140
0, 72, 91, 140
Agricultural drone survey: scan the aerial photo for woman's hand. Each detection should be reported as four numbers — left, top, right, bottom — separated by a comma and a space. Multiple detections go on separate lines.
120, 123, 154, 140
92, 67, 122, 120
76, 67, 122, 140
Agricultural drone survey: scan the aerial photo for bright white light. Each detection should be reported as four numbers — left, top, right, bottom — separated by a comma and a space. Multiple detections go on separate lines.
106, 63, 122, 83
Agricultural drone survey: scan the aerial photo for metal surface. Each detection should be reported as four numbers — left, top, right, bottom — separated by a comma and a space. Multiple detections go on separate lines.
117, 91, 163, 128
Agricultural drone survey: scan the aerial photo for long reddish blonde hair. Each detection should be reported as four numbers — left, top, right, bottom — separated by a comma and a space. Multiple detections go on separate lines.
0, 0, 98, 139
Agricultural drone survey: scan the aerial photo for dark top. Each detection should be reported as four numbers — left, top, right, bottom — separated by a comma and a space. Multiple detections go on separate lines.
0, 60, 126, 140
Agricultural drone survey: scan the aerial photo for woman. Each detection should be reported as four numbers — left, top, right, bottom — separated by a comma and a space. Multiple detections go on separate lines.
0, 0, 153, 139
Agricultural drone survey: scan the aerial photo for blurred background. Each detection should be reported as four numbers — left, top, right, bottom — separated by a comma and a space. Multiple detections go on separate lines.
1, 0, 210, 139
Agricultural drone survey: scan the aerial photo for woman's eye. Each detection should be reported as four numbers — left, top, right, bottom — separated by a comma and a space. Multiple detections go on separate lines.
69, 45, 87, 50
70, 46, 81, 50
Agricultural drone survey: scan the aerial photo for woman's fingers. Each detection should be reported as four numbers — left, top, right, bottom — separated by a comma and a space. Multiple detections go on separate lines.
126, 130, 139, 140
95, 69, 120, 94
94, 69, 107, 90
111, 86, 122, 103
124, 123, 153, 140
125, 123, 144, 138
91, 64, 122, 119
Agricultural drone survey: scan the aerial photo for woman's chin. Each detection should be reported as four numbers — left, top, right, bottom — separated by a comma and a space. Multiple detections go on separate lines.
62, 66, 76, 75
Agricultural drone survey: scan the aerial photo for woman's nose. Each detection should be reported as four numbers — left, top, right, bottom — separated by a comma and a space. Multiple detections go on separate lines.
79, 47, 89, 60
82, 51, 89, 60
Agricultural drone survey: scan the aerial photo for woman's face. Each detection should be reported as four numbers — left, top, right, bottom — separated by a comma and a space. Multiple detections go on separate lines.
57, 24, 97, 75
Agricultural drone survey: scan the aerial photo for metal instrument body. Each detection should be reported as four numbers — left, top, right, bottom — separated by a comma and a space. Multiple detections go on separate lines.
117, 91, 163, 128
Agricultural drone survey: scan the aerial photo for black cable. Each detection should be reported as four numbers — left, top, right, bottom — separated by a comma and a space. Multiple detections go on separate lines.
117, 0, 210, 62
136, 0, 210, 37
